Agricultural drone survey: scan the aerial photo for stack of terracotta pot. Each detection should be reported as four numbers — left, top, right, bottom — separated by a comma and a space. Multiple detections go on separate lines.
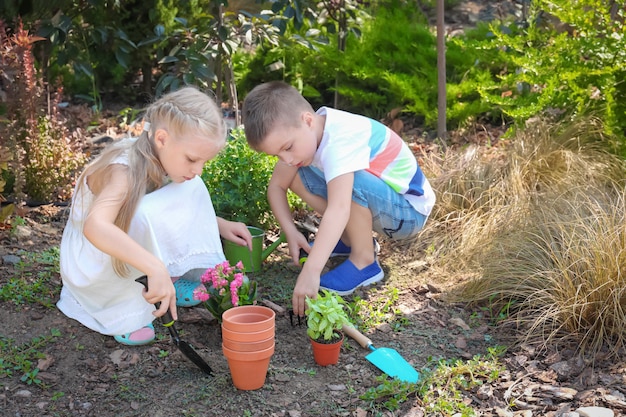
221, 305, 276, 390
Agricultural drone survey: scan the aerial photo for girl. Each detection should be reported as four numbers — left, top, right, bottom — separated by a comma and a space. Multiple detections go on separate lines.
57, 87, 252, 345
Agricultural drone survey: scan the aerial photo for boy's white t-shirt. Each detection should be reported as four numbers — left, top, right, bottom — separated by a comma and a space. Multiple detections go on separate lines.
312, 107, 435, 216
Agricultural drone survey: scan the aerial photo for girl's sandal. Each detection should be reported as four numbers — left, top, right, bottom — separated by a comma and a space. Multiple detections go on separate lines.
173, 279, 205, 307
114, 323, 155, 346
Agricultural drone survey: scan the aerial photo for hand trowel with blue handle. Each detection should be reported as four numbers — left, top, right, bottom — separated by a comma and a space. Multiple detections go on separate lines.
342, 324, 419, 383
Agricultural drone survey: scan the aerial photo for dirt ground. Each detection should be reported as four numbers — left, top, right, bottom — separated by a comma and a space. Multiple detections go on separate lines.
2, 196, 626, 417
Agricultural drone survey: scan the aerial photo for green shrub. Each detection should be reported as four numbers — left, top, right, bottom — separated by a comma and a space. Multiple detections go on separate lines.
202, 126, 305, 230
0, 21, 87, 204
464, 0, 626, 142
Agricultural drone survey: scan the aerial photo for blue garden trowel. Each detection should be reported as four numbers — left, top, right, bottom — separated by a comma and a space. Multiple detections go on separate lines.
342, 324, 419, 383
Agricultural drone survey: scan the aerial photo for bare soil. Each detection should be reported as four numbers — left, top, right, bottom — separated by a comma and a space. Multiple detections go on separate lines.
2, 203, 626, 417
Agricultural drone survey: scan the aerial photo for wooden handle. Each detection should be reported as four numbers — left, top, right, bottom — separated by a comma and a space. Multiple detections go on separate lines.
342, 324, 373, 349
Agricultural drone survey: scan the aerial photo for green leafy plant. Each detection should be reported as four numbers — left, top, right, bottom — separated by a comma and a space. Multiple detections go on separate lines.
0, 247, 61, 308
202, 126, 304, 229
464, 0, 626, 140
305, 289, 350, 342
360, 346, 506, 414
0, 328, 61, 386
0, 21, 87, 204
347, 287, 404, 331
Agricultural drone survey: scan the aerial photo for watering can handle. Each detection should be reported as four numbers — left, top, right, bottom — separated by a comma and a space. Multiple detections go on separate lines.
342, 324, 374, 350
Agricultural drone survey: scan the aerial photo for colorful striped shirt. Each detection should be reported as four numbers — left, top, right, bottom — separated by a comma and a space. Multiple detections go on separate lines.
312, 107, 435, 216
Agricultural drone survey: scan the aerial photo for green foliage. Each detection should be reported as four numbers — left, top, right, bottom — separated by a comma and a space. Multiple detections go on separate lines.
0, 22, 87, 203
464, 0, 626, 139
305, 289, 350, 341
0, 328, 61, 386
360, 346, 506, 413
347, 287, 408, 331
0, 247, 60, 308
239, 0, 498, 129
202, 127, 276, 228
202, 126, 304, 229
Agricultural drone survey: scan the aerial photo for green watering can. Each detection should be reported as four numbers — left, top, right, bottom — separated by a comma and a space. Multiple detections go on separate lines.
223, 226, 285, 273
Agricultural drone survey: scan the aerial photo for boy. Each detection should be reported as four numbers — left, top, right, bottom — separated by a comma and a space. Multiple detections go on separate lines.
242, 81, 435, 316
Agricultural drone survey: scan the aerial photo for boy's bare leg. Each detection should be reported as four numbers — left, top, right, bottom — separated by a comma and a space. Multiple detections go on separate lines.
343, 203, 376, 269
290, 174, 375, 269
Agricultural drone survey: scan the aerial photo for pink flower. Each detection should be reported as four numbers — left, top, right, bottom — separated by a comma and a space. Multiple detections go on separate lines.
196, 260, 257, 321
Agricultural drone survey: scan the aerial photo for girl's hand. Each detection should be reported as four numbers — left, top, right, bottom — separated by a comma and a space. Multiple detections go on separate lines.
217, 218, 252, 249
144, 270, 178, 320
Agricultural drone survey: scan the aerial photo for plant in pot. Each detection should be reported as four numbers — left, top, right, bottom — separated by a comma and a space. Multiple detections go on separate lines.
193, 260, 257, 322
305, 289, 351, 366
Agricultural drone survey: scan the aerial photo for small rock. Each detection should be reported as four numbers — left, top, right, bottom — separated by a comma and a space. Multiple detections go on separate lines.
37, 354, 54, 371
576, 407, 614, 417
274, 373, 291, 382
287, 410, 301, 417
327, 384, 346, 391
2, 254, 21, 265
13, 225, 32, 238
14, 389, 32, 398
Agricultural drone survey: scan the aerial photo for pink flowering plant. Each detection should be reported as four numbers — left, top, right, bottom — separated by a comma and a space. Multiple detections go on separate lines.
193, 260, 257, 321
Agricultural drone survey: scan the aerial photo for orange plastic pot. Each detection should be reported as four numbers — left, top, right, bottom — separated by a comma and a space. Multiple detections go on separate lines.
310, 334, 344, 366
222, 344, 275, 390
222, 335, 275, 352
221, 325, 275, 342
222, 305, 275, 333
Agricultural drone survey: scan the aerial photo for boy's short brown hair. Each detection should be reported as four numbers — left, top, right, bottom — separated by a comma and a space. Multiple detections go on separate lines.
242, 81, 314, 150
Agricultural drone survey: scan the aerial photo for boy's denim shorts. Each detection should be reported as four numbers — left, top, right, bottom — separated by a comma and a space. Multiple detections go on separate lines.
298, 166, 428, 243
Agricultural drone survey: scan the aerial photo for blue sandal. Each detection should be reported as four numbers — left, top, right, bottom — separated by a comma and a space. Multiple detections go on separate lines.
114, 323, 155, 346
174, 279, 205, 307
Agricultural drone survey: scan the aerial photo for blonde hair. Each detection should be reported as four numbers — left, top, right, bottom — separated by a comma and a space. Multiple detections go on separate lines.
75, 86, 226, 276
242, 81, 314, 150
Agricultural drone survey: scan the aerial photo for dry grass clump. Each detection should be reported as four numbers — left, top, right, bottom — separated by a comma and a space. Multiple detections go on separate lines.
423, 117, 626, 359
462, 188, 626, 358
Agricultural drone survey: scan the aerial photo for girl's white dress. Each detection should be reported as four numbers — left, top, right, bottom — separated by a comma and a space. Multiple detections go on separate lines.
57, 153, 226, 336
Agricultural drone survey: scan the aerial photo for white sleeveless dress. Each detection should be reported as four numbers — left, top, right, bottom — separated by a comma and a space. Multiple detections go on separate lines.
57, 152, 226, 335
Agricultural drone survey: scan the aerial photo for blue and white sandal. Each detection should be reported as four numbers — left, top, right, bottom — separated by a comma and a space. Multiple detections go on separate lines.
114, 323, 155, 346
173, 279, 205, 307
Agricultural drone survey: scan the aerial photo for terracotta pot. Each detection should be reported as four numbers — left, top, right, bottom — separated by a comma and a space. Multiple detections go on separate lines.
222, 305, 275, 333
310, 334, 344, 366
222, 335, 275, 352
222, 344, 275, 390
221, 325, 275, 342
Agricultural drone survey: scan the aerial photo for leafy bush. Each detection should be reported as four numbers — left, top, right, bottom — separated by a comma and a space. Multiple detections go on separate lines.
238, 0, 498, 129
463, 0, 626, 142
0, 21, 87, 204
202, 126, 305, 230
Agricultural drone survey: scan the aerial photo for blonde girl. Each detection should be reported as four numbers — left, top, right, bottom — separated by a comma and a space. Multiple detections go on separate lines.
58, 87, 252, 345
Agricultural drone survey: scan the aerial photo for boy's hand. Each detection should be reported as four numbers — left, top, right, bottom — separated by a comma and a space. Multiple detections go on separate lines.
292, 269, 320, 317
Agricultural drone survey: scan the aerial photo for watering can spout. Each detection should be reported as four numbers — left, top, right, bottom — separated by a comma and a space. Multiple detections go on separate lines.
261, 232, 286, 261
